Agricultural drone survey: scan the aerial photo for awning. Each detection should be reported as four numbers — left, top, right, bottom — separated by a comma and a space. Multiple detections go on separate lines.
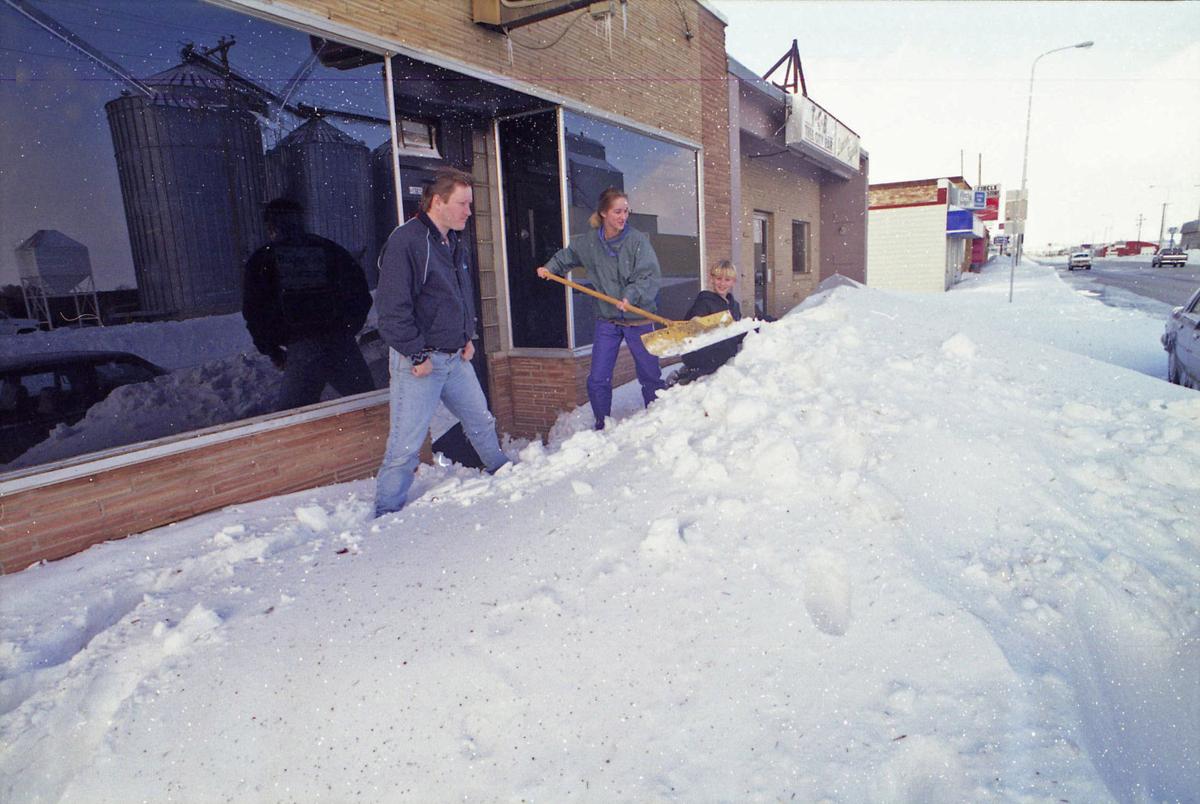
947, 209, 984, 239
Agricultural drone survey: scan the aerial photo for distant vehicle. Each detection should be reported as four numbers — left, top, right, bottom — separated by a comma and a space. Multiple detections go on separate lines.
0, 311, 40, 336
1151, 248, 1187, 268
0, 351, 167, 464
1162, 286, 1200, 389
1067, 251, 1092, 271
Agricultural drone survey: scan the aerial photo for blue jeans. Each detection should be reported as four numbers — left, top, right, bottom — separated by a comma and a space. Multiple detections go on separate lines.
587, 319, 665, 426
277, 333, 374, 411
374, 348, 508, 516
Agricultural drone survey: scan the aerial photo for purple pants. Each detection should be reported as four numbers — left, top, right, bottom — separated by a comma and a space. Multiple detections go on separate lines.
588, 319, 665, 426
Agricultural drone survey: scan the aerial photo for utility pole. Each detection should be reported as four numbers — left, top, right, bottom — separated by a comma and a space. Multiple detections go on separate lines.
1136, 213, 1145, 244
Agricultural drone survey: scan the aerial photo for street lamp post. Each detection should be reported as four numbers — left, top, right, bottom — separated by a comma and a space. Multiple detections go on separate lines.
1009, 40, 1094, 303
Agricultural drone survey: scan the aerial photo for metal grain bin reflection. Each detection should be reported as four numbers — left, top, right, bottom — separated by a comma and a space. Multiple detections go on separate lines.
266, 118, 372, 271
368, 139, 398, 288
105, 59, 267, 319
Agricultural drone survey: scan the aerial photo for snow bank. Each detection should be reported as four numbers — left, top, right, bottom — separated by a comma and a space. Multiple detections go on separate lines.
0, 313, 255, 370
1, 260, 1196, 802
6, 353, 280, 468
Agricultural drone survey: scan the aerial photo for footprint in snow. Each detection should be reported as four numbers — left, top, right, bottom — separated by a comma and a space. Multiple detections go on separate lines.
803, 548, 852, 636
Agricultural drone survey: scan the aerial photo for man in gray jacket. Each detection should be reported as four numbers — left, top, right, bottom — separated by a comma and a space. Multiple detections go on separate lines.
373, 168, 508, 517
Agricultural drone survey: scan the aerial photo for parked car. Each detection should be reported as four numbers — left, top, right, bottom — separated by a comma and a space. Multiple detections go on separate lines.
1162, 286, 1200, 389
0, 311, 40, 335
0, 351, 167, 464
1067, 251, 1092, 271
1151, 248, 1188, 268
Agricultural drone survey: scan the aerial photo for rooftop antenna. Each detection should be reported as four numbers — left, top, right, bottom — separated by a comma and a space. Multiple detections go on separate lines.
762, 38, 807, 96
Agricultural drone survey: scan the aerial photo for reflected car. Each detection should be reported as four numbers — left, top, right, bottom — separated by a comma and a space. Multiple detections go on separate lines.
0, 311, 41, 335
1162, 286, 1200, 389
0, 351, 167, 464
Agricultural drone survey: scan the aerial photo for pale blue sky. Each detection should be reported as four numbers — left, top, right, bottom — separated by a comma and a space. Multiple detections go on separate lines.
712, 0, 1200, 248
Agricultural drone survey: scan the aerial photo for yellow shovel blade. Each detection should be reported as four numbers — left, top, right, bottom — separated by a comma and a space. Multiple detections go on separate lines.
640, 311, 735, 357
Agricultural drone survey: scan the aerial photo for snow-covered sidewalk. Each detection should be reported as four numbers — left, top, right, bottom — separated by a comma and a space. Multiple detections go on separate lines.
2, 260, 1196, 802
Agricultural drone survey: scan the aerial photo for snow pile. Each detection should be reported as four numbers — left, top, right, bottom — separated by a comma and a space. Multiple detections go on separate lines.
0, 313, 254, 370
7, 353, 281, 468
1, 261, 1196, 801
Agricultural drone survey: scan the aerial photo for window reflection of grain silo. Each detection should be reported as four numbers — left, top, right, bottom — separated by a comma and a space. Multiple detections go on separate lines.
266, 118, 374, 277
105, 48, 267, 319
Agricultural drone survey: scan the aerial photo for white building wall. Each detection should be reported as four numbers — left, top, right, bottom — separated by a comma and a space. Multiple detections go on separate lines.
866, 204, 949, 292
945, 238, 966, 289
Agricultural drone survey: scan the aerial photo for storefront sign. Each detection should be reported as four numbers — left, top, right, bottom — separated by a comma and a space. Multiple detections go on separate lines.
785, 94, 860, 171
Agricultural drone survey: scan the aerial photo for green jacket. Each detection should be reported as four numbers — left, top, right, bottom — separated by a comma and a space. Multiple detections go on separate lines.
544, 226, 661, 321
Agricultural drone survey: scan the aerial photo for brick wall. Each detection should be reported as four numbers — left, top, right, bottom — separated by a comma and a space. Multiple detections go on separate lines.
0, 405, 393, 573
739, 154, 823, 315
820, 152, 869, 284
490, 348, 642, 438
869, 181, 941, 209
284, 0, 707, 144
698, 7, 731, 265
470, 125, 504, 354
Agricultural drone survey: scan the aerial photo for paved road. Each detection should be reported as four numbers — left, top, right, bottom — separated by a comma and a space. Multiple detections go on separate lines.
1049, 257, 1200, 307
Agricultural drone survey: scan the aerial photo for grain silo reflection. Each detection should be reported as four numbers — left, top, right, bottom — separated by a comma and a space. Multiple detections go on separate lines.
266, 118, 372, 276
105, 44, 268, 319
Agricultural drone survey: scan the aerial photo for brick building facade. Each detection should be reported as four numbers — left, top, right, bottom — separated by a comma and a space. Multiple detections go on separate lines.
1, 1, 866, 572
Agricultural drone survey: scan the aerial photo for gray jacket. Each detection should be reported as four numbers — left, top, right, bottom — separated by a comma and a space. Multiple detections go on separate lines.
544, 227, 661, 321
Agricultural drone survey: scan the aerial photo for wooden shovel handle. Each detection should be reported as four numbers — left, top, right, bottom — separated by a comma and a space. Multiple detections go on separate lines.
540, 271, 674, 326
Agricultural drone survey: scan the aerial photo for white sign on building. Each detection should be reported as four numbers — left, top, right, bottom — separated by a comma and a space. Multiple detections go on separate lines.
785, 94, 860, 171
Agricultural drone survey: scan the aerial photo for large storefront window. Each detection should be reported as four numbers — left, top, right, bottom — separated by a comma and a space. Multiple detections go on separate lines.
0, 1, 397, 473
561, 111, 701, 347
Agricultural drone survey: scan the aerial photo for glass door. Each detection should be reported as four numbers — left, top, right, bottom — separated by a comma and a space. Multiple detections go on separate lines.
753, 212, 771, 318
497, 109, 567, 348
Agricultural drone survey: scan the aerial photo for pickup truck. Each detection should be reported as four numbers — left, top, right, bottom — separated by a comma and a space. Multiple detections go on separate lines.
1068, 251, 1092, 271
1151, 248, 1188, 268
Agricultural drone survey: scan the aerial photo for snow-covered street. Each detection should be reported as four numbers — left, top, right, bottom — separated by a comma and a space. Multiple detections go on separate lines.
1, 259, 1196, 802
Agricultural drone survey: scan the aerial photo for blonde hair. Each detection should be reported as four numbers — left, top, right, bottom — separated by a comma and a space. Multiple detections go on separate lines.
709, 259, 737, 283
588, 187, 629, 229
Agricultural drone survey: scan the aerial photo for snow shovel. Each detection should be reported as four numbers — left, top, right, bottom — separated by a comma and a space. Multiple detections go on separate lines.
541, 272, 735, 358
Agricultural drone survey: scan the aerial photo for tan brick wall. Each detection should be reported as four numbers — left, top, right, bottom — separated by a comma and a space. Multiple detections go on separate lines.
0, 406, 393, 573
739, 156, 823, 315
470, 125, 504, 354
282, 0, 707, 144
698, 7, 731, 265
489, 347, 646, 438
